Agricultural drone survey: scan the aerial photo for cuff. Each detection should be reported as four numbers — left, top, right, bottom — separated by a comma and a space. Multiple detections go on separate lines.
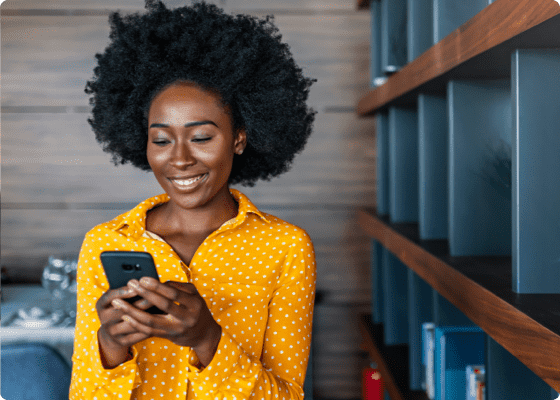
186, 330, 261, 397
87, 332, 142, 392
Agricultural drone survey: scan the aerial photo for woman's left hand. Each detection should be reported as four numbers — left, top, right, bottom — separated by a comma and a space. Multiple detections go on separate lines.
114, 277, 222, 367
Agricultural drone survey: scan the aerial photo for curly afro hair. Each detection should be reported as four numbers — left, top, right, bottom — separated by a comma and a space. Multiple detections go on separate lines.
85, 0, 315, 186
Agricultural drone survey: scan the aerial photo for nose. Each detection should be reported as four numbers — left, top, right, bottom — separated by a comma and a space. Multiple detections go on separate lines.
169, 143, 196, 169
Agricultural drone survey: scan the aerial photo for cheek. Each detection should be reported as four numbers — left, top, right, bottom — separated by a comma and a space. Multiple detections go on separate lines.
146, 147, 168, 170
195, 145, 234, 169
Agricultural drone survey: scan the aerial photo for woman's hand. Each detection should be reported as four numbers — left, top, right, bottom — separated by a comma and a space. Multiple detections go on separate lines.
96, 287, 154, 368
116, 278, 222, 368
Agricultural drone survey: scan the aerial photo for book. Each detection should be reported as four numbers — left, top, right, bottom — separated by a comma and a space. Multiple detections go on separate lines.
435, 326, 485, 400
466, 365, 485, 400
422, 322, 436, 399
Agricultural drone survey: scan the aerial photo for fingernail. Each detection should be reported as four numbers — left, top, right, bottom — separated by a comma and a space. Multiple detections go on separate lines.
112, 299, 126, 309
128, 280, 139, 289
140, 277, 156, 288
122, 315, 133, 323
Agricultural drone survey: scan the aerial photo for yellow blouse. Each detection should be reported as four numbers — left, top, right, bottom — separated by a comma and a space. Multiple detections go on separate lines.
69, 189, 316, 399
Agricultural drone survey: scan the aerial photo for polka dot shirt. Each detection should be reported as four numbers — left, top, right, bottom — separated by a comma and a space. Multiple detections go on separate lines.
69, 189, 316, 399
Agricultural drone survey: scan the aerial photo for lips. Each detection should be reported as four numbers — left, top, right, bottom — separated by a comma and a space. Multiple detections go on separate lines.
168, 173, 208, 190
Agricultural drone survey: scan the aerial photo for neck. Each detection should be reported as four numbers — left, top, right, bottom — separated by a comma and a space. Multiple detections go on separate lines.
151, 187, 238, 236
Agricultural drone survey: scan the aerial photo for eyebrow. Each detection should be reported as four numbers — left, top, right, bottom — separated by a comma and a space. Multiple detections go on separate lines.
149, 120, 218, 129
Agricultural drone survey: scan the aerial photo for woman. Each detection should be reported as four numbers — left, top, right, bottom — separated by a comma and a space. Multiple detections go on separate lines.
69, 1, 316, 399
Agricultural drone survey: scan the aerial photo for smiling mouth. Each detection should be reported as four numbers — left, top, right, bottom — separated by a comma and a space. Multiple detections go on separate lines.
169, 173, 208, 189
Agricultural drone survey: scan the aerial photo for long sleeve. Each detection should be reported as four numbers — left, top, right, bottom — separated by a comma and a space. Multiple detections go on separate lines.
69, 229, 143, 400
185, 229, 316, 399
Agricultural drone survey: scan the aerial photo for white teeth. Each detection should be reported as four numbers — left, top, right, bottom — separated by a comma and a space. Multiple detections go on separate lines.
173, 175, 204, 186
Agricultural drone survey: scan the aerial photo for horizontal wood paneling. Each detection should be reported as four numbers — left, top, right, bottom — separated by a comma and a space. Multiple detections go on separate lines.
1, 0, 356, 11
1, 14, 370, 111
1, 4, 374, 397
2, 113, 376, 205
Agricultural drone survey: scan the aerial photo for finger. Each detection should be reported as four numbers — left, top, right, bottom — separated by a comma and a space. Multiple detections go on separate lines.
137, 277, 183, 299
127, 280, 187, 315
109, 318, 142, 337
112, 297, 173, 331
164, 281, 199, 295
118, 332, 151, 347
132, 297, 155, 311
97, 286, 137, 309
120, 314, 169, 338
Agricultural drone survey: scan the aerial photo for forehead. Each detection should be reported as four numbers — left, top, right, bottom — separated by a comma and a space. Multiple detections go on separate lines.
148, 82, 230, 125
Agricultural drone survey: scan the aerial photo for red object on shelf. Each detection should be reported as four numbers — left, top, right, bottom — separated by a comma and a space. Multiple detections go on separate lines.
362, 367, 384, 400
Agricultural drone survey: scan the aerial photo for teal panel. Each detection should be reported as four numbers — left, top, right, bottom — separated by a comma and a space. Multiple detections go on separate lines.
389, 107, 419, 223
512, 49, 560, 293
433, 0, 489, 43
448, 80, 512, 256
433, 292, 475, 327
408, 0, 433, 62
418, 94, 448, 240
408, 269, 434, 390
487, 336, 553, 400
382, 248, 409, 345
370, 0, 384, 86
435, 327, 485, 400
381, 0, 407, 73
371, 240, 385, 324
376, 111, 390, 215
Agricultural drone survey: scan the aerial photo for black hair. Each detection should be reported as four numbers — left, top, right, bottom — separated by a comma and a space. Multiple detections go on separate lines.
85, 0, 315, 186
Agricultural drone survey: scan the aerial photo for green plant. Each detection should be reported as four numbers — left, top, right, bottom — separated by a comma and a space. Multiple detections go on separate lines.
478, 139, 512, 198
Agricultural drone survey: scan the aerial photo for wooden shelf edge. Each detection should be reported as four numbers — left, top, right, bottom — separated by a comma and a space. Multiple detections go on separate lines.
358, 314, 427, 400
357, 0, 560, 116
357, 209, 560, 392
356, 0, 370, 10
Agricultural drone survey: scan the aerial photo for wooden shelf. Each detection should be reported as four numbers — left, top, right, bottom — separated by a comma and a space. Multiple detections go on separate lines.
357, 0, 560, 115
357, 209, 560, 392
359, 314, 428, 400
356, 0, 370, 10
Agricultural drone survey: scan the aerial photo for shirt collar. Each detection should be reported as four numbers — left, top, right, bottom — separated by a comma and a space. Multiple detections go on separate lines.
112, 189, 269, 239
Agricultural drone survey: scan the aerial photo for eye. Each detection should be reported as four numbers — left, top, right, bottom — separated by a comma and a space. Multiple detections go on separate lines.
191, 136, 211, 143
151, 137, 171, 146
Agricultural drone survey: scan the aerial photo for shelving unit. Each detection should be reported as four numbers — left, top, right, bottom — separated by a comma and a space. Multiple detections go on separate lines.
357, 0, 560, 398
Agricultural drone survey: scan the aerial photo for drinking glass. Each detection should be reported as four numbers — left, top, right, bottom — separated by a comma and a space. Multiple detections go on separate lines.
41, 256, 70, 323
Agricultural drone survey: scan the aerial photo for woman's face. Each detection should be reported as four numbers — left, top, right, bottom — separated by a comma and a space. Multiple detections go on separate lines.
147, 82, 246, 210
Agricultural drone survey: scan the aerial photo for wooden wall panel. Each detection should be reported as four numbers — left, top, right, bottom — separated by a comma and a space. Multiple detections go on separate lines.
2, 0, 356, 11
1, 2, 374, 398
2, 113, 376, 205
1, 0, 224, 11
2, 14, 370, 111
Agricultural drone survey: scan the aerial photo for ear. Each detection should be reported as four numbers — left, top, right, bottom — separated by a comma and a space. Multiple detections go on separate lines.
233, 129, 247, 155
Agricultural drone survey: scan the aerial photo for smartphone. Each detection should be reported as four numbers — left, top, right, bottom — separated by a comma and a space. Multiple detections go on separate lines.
100, 251, 165, 314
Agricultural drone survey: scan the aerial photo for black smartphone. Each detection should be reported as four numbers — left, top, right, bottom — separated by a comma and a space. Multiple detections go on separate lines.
100, 251, 165, 314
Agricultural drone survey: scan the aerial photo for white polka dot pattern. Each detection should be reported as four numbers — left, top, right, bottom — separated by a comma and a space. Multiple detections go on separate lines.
69, 189, 316, 400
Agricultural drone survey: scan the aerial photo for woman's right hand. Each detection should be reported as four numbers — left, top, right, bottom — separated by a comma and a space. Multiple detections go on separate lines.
96, 287, 152, 368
